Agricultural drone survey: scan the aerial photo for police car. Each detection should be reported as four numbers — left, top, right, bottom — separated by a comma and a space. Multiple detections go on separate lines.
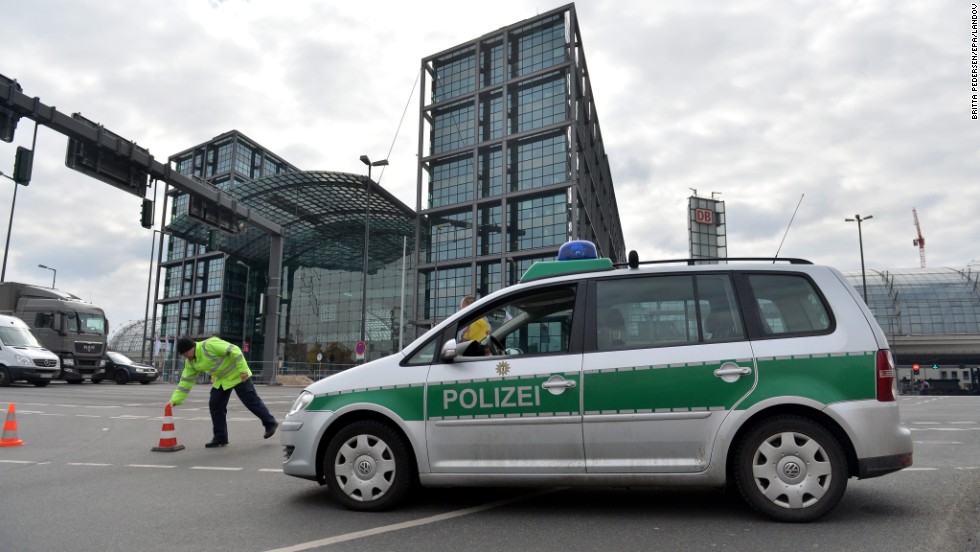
281, 241, 913, 522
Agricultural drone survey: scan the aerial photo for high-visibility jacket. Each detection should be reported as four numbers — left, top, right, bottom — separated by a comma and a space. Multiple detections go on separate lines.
168, 337, 252, 406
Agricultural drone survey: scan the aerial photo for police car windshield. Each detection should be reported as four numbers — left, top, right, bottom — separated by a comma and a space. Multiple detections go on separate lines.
0, 326, 42, 347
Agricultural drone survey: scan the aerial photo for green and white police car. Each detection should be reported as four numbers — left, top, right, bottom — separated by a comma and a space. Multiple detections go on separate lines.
281, 241, 913, 522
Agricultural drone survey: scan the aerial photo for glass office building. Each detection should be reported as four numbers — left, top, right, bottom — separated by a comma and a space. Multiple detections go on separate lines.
156, 130, 416, 371
413, 4, 625, 327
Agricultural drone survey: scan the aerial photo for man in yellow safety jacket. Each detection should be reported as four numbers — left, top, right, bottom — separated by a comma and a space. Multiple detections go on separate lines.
167, 336, 278, 448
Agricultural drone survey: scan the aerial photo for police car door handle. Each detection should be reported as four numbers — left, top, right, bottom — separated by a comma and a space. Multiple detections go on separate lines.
714, 367, 750, 376
542, 376, 577, 390
715, 362, 752, 383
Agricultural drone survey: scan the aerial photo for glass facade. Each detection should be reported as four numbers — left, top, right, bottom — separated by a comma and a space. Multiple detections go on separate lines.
415, 5, 625, 328
844, 267, 980, 337
156, 131, 416, 371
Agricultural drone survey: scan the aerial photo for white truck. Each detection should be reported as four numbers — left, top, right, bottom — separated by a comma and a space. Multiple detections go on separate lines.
0, 282, 107, 383
0, 313, 60, 387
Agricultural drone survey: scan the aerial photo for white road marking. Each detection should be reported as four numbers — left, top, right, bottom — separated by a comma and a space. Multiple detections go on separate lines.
914, 441, 962, 445
126, 464, 177, 469
189, 466, 243, 471
0, 460, 37, 464
955, 466, 980, 470
75, 414, 101, 418
258, 468, 283, 473
67, 463, 112, 466
39, 413, 65, 416
903, 467, 939, 471
262, 489, 562, 552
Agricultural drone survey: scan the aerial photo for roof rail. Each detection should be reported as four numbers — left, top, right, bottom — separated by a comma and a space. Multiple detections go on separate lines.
617, 252, 812, 269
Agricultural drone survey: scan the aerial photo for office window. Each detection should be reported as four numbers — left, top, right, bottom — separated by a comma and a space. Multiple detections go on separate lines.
428, 210, 473, 262
511, 71, 567, 134
429, 155, 473, 208
510, 14, 566, 77
508, 193, 568, 252
432, 101, 475, 155
479, 147, 502, 198
432, 48, 476, 103
508, 131, 569, 192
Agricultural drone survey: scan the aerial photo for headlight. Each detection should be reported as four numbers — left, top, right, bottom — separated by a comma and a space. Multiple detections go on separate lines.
98, 359, 106, 368
62, 357, 75, 367
14, 354, 31, 366
287, 391, 314, 418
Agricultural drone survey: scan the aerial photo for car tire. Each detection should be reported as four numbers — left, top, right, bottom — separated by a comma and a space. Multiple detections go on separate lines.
0, 367, 10, 387
114, 370, 130, 385
66, 379, 83, 384
139, 380, 151, 385
91, 378, 102, 384
734, 415, 848, 522
33, 380, 50, 387
324, 420, 417, 511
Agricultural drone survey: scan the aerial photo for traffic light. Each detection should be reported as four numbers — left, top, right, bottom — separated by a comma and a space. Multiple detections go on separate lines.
13, 146, 32, 185
932, 362, 939, 370
140, 199, 154, 229
912, 363, 920, 372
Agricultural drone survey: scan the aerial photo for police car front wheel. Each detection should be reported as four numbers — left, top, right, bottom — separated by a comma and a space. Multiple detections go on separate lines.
324, 420, 416, 511
734, 416, 848, 522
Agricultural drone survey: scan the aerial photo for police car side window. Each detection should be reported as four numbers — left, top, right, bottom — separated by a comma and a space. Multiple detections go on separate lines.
404, 337, 439, 366
596, 274, 744, 350
456, 286, 577, 358
596, 276, 699, 350
746, 274, 831, 336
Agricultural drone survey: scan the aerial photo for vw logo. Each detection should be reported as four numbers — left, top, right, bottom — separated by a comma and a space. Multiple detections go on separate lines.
356, 459, 373, 475
783, 462, 802, 478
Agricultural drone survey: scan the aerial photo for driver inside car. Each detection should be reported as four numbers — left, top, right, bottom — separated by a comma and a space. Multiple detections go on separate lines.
458, 295, 497, 356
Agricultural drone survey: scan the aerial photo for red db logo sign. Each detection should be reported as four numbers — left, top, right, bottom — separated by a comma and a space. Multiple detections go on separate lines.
695, 208, 715, 225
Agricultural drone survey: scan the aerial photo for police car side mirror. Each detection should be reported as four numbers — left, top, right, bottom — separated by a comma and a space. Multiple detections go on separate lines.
440, 339, 458, 362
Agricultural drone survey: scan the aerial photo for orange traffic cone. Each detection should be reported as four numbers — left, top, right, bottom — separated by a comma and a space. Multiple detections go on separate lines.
151, 403, 185, 452
0, 403, 24, 447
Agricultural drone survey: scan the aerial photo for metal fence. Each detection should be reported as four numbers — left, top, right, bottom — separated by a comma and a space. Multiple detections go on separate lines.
152, 357, 354, 385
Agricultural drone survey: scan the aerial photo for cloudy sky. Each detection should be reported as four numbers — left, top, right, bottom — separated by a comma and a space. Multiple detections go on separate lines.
1, 0, 978, 336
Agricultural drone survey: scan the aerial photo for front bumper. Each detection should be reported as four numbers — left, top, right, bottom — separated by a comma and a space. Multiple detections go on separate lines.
9, 367, 58, 383
281, 410, 334, 482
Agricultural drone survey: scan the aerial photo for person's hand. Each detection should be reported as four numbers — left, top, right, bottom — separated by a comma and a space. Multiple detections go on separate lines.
240, 372, 248, 381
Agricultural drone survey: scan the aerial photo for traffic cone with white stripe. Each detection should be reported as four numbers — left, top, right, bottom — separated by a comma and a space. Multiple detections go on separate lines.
0, 403, 24, 447
151, 403, 185, 452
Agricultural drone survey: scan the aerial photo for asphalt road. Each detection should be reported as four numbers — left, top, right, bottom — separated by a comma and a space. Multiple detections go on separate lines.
1, 383, 977, 552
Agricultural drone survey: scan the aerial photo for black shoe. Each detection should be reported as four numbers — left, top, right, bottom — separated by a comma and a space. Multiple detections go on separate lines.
263, 422, 279, 439
205, 440, 229, 448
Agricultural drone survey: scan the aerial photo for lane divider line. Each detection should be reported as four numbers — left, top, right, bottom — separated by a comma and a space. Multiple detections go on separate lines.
262, 488, 562, 552
190, 466, 243, 471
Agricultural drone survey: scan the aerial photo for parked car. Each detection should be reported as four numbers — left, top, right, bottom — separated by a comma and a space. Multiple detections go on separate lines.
281, 240, 913, 522
92, 351, 158, 385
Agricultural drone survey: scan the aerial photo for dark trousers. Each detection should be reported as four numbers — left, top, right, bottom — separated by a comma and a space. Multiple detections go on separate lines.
209, 378, 276, 441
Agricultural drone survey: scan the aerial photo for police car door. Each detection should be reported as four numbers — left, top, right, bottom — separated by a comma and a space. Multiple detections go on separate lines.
582, 273, 756, 473
425, 284, 585, 474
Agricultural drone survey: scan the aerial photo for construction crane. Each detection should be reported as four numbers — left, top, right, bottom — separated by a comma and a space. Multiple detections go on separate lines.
912, 208, 926, 268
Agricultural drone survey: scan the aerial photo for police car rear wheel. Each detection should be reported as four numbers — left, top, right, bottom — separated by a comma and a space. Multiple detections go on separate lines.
324, 420, 415, 511
734, 416, 847, 522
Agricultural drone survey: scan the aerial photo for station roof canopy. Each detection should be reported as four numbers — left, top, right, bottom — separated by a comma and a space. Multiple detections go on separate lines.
166, 170, 416, 272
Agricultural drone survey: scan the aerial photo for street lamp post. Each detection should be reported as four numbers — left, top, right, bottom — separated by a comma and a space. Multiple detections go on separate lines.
845, 214, 873, 303
358, 154, 388, 354
38, 263, 56, 288
236, 260, 250, 351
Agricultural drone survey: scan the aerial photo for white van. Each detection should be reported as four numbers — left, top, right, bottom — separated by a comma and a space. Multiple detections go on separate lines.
0, 314, 60, 387
281, 241, 913, 522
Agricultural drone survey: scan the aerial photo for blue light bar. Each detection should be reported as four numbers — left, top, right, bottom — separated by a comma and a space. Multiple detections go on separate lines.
557, 240, 598, 261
